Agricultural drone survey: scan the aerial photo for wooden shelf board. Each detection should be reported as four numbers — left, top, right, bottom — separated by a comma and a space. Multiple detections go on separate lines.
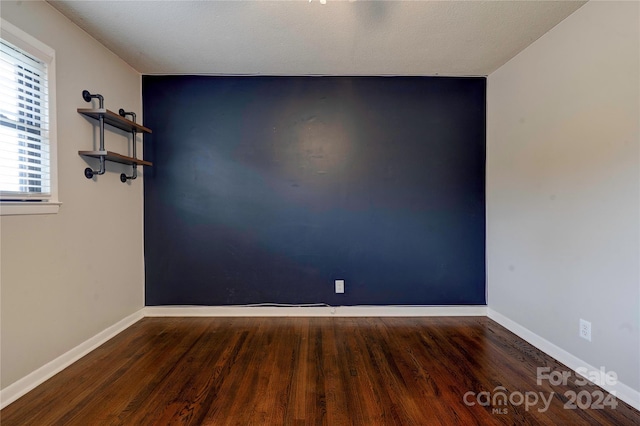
79, 150, 153, 167
77, 108, 152, 134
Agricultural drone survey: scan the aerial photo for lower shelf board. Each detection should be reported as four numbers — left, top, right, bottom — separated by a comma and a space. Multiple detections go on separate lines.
78, 150, 153, 167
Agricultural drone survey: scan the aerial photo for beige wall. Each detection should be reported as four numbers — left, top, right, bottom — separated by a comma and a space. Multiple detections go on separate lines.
487, 0, 639, 392
1, 1, 144, 388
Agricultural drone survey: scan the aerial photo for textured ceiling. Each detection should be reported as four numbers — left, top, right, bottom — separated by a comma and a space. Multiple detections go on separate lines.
47, 0, 586, 76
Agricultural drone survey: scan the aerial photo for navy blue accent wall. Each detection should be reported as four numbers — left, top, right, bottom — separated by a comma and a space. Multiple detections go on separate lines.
143, 76, 485, 306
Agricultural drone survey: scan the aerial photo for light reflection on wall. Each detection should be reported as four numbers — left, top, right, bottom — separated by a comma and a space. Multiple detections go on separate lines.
286, 117, 352, 181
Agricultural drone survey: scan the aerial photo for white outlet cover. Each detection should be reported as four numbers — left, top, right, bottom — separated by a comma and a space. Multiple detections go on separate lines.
579, 319, 591, 342
335, 279, 345, 294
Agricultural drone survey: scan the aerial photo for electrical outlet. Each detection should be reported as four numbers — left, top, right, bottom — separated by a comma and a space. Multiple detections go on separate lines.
335, 279, 345, 294
579, 319, 591, 342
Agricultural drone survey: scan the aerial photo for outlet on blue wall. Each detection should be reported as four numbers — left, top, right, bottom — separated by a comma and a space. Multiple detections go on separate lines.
143, 76, 485, 306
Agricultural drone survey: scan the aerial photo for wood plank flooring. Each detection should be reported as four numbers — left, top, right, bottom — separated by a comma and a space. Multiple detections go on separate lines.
2, 317, 639, 425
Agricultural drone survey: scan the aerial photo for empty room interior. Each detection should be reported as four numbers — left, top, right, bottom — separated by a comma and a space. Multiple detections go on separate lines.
1, 0, 639, 424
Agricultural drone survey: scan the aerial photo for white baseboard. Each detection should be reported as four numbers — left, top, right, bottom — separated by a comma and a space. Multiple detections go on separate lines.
4, 306, 637, 414
0, 304, 483, 409
143, 305, 488, 317
487, 308, 640, 411
0, 309, 145, 410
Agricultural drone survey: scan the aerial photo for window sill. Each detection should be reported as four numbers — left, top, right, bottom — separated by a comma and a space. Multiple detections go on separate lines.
0, 201, 61, 216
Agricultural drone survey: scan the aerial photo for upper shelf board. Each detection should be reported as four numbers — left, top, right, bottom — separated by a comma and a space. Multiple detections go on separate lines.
77, 108, 152, 134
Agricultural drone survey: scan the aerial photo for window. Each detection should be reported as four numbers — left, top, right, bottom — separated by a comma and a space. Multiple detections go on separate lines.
0, 19, 58, 215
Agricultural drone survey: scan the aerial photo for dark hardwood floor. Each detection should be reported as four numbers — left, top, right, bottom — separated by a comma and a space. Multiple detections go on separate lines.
2, 317, 638, 425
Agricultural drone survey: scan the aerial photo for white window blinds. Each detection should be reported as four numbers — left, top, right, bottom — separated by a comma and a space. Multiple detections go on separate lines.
0, 39, 50, 200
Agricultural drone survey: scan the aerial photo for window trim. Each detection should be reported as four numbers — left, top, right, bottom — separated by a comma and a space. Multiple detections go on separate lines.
0, 19, 59, 216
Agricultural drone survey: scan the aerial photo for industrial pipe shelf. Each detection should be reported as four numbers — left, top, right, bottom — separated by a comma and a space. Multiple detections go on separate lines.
77, 90, 152, 181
